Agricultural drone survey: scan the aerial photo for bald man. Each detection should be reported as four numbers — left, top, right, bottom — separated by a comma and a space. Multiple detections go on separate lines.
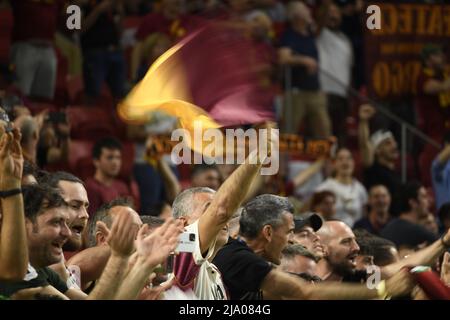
316, 220, 450, 283
316, 221, 361, 282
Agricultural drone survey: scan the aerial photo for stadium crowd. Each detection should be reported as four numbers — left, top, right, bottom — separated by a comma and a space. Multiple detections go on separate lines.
0, 0, 449, 300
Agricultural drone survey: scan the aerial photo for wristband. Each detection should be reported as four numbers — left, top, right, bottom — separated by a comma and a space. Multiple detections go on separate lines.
0, 188, 22, 198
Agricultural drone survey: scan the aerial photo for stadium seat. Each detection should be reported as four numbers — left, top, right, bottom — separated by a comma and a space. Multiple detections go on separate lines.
66, 106, 115, 139
0, 7, 13, 65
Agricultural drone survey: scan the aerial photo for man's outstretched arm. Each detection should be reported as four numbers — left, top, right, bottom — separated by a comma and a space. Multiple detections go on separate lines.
198, 125, 276, 253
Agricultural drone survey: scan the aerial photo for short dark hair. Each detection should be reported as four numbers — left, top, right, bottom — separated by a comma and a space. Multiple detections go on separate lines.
398, 181, 422, 213
354, 229, 374, 256
353, 228, 397, 266
190, 163, 221, 179
38, 171, 84, 188
140, 215, 165, 227
92, 137, 122, 159
87, 197, 134, 247
23, 184, 67, 222
239, 194, 294, 239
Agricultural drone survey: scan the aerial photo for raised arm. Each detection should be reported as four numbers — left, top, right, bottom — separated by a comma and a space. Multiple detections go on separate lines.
292, 158, 325, 188
381, 229, 450, 279
197, 126, 277, 254
358, 104, 376, 168
71, 209, 139, 300
278, 47, 318, 74
0, 128, 28, 281
261, 267, 414, 300
157, 158, 181, 204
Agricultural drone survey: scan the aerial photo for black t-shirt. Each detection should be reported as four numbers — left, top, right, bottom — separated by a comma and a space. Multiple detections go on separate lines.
279, 27, 319, 91
353, 217, 380, 235
0, 266, 68, 298
213, 239, 273, 300
380, 218, 438, 248
363, 161, 402, 198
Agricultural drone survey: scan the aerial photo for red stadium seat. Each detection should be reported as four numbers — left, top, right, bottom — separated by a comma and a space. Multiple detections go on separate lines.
66, 74, 84, 104
0, 7, 13, 65
66, 106, 115, 139
68, 139, 94, 175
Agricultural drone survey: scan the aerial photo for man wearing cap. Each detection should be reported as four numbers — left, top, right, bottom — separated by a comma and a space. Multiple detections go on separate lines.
213, 194, 416, 300
291, 212, 325, 260
358, 104, 401, 196
416, 44, 450, 142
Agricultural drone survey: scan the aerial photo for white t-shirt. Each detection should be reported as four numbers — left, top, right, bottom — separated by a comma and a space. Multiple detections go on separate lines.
165, 220, 228, 300
316, 178, 368, 227
317, 28, 353, 97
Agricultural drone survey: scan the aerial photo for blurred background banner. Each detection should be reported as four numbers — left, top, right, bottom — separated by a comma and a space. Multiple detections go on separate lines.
364, 2, 450, 100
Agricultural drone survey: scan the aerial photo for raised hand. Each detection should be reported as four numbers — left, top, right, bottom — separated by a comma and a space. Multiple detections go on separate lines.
104, 209, 140, 258
359, 104, 376, 121
135, 218, 183, 269
0, 127, 23, 190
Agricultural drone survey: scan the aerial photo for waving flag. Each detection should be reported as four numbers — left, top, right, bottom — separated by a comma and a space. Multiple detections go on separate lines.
118, 23, 275, 134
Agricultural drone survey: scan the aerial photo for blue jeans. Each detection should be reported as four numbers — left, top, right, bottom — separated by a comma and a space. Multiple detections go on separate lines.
82, 48, 125, 98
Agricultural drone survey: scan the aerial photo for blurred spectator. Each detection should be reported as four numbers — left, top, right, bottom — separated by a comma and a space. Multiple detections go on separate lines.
353, 229, 375, 271
132, 0, 202, 82
280, 244, 318, 279
438, 202, 450, 235
146, 201, 172, 220
353, 184, 391, 235
85, 137, 134, 216
278, 1, 330, 139
315, 148, 367, 227
309, 190, 336, 220
418, 213, 439, 237
10, 0, 63, 99
354, 229, 399, 267
13, 115, 39, 163
415, 44, 450, 142
79, 0, 126, 99
124, 0, 152, 16
253, 0, 286, 23
380, 182, 437, 251
336, 0, 365, 89
316, 2, 353, 145
431, 132, 450, 210
128, 120, 180, 213
36, 112, 70, 168
358, 104, 401, 197
190, 163, 222, 190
